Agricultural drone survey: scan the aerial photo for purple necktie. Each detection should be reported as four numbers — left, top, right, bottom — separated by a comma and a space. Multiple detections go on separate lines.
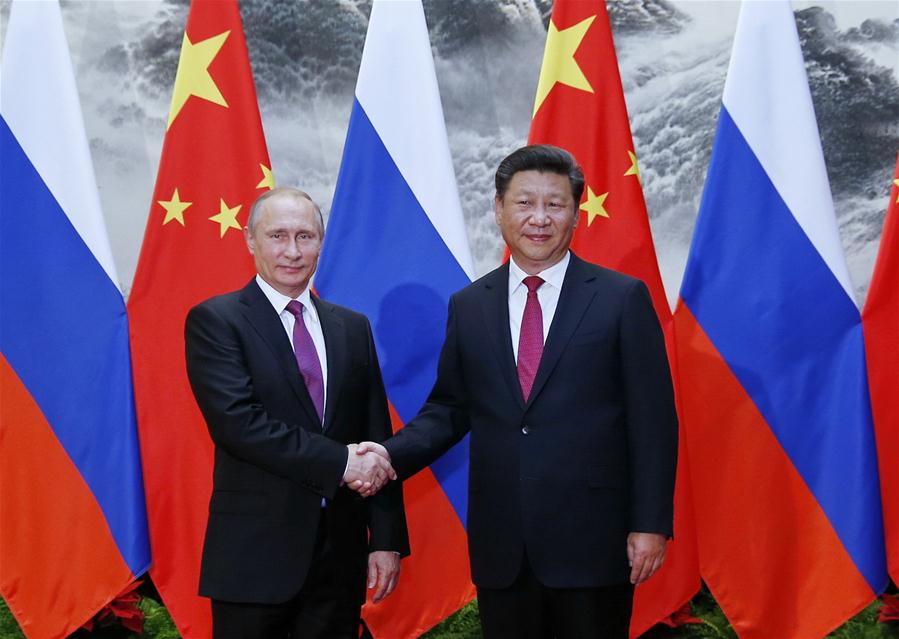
286, 300, 324, 423
517, 275, 544, 401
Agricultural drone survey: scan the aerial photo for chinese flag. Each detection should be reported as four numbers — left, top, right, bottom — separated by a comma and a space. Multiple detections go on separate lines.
863, 154, 899, 584
127, 1, 272, 636
528, 2, 700, 635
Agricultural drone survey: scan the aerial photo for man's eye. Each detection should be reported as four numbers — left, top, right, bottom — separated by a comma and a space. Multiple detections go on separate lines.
270, 233, 282, 239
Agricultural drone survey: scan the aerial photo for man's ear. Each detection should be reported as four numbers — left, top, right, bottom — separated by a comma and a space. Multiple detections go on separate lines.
244, 226, 255, 255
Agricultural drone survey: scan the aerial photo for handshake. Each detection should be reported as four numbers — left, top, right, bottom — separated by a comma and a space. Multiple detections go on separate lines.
343, 442, 395, 497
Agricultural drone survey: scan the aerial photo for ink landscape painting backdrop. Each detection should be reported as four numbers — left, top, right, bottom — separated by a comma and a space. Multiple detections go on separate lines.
0, 0, 894, 301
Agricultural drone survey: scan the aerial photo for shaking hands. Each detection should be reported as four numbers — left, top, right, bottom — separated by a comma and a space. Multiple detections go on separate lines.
343, 442, 395, 497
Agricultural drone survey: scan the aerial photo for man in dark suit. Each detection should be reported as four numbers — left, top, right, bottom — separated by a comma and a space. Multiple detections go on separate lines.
355, 145, 677, 638
185, 187, 409, 639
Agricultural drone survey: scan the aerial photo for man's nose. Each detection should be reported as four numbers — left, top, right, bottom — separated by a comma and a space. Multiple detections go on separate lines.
530, 205, 550, 226
284, 240, 302, 258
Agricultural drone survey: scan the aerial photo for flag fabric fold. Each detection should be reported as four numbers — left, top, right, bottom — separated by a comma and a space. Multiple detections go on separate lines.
528, 2, 699, 635
127, 1, 272, 636
314, 1, 476, 636
674, 2, 887, 637
0, 1, 150, 637
863, 153, 899, 585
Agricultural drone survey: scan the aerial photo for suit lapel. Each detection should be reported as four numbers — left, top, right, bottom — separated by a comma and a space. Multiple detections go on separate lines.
527, 255, 597, 407
313, 295, 347, 434
238, 280, 321, 427
479, 263, 526, 411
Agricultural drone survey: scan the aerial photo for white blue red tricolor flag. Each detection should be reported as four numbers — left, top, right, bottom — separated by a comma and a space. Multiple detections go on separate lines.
0, 2, 150, 637
674, 2, 887, 637
315, 1, 477, 635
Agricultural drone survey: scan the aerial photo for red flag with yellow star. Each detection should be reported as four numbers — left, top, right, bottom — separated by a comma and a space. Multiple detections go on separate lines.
862, 154, 899, 584
528, 2, 700, 635
127, 1, 272, 636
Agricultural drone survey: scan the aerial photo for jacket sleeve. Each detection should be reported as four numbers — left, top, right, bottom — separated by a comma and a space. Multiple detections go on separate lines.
362, 319, 411, 556
383, 295, 472, 480
620, 280, 678, 536
185, 301, 348, 499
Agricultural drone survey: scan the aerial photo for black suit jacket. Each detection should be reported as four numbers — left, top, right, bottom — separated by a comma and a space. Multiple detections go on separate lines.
185, 279, 409, 604
384, 254, 676, 590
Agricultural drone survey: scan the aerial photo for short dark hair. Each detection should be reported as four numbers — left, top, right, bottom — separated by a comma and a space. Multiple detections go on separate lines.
494, 144, 585, 204
247, 187, 324, 235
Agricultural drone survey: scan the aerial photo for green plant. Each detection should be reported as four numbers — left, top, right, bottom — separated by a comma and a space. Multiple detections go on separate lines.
138, 598, 180, 639
421, 600, 482, 638
0, 599, 26, 639
828, 600, 895, 639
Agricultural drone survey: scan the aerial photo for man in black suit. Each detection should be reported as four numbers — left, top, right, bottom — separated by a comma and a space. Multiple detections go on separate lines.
185, 188, 409, 639
355, 145, 677, 638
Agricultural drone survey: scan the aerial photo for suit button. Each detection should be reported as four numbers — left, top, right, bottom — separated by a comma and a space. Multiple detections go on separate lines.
521, 425, 530, 435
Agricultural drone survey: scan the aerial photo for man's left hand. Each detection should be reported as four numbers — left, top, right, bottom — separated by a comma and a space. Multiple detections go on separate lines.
627, 532, 667, 585
367, 551, 400, 603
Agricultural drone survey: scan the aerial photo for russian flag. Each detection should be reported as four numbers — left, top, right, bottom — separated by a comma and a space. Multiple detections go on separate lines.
314, 1, 476, 635
0, 2, 150, 637
674, 2, 887, 637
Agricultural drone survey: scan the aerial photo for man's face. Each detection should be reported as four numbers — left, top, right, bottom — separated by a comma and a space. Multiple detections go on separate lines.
495, 170, 578, 275
245, 195, 323, 298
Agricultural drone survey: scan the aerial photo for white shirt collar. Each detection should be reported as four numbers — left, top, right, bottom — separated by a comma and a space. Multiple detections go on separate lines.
508, 251, 571, 295
255, 274, 316, 319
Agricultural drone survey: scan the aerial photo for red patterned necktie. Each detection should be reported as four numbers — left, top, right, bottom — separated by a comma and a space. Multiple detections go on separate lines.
285, 300, 324, 423
517, 275, 544, 401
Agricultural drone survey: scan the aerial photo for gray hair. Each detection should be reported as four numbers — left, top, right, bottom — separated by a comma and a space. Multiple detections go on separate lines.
247, 187, 324, 235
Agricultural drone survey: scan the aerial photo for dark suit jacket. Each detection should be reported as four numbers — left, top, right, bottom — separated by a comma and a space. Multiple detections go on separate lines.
185, 279, 409, 604
384, 253, 676, 590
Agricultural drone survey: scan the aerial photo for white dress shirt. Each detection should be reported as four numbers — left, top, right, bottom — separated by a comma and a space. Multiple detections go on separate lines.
255, 275, 328, 416
508, 251, 571, 363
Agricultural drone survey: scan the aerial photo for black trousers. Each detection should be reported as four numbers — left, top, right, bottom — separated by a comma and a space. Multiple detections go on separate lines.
211, 513, 367, 639
476, 555, 634, 639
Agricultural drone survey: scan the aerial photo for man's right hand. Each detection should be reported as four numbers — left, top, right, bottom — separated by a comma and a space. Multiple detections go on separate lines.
344, 443, 396, 497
